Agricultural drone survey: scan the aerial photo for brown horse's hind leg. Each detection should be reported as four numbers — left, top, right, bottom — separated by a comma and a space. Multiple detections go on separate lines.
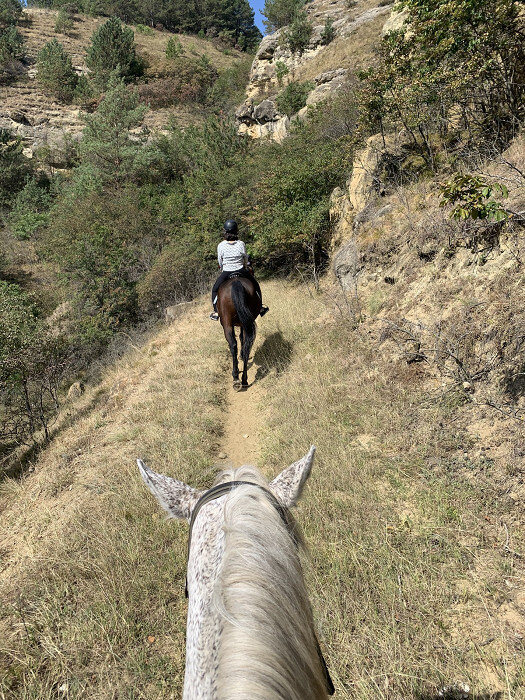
224, 325, 241, 389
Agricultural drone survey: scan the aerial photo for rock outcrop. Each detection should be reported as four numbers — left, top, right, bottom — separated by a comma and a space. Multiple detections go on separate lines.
236, 0, 392, 140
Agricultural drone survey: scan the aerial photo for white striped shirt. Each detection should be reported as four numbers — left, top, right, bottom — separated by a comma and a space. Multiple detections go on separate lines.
217, 240, 248, 272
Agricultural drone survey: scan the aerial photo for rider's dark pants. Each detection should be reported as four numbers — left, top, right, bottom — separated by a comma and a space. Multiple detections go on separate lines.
212, 269, 262, 309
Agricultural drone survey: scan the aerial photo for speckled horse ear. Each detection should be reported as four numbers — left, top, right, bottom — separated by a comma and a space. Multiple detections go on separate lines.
269, 446, 316, 508
137, 459, 203, 521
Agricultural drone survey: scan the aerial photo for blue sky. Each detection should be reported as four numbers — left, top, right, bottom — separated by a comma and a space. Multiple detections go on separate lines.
250, 0, 266, 34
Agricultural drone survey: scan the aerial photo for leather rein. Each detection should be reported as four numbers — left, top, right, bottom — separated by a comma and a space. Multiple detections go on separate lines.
185, 480, 335, 695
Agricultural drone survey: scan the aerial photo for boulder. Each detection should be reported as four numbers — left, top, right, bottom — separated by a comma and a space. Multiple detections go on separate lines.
253, 100, 278, 123
235, 100, 254, 123
256, 33, 280, 60
333, 239, 362, 290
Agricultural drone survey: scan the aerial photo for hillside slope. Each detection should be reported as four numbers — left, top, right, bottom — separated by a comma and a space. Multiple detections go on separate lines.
0, 8, 246, 159
1, 282, 523, 698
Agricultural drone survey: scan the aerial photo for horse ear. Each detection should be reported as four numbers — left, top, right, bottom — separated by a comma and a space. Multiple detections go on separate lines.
138, 459, 203, 520
269, 446, 316, 508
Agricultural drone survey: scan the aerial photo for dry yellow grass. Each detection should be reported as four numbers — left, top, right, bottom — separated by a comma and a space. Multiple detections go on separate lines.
0, 282, 523, 698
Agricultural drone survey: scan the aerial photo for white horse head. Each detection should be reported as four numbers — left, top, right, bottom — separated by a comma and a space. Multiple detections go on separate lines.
138, 446, 332, 699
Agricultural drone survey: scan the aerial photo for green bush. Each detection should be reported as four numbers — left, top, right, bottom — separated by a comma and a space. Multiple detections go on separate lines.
360, 0, 525, 154
36, 39, 78, 102
0, 0, 22, 26
206, 57, 252, 113
276, 80, 313, 116
72, 72, 96, 107
165, 35, 184, 58
136, 241, 210, 313
0, 24, 23, 61
138, 56, 217, 107
275, 60, 289, 86
8, 177, 53, 240
0, 127, 31, 206
0, 23, 24, 83
54, 8, 74, 34
0, 281, 67, 447
281, 10, 312, 55
135, 23, 154, 35
320, 17, 335, 45
41, 187, 156, 339
86, 17, 144, 89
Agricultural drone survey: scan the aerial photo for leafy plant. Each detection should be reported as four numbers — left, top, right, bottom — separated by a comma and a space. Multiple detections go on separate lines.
275, 59, 289, 86
0, 0, 22, 26
165, 35, 184, 58
37, 39, 78, 102
0, 127, 31, 206
276, 80, 313, 116
8, 177, 53, 240
54, 8, 74, 35
0, 281, 67, 446
135, 23, 154, 35
320, 17, 335, 45
0, 24, 23, 61
262, 0, 304, 31
440, 174, 509, 222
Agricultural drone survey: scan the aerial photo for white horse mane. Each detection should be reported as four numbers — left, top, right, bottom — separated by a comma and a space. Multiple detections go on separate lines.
213, 466, 328, 700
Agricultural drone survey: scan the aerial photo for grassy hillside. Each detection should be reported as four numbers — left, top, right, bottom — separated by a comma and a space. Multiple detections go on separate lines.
0, 8, 249, 133
0, 282, 523, 698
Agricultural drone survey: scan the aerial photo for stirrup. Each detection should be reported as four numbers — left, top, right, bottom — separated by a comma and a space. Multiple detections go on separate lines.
260, 306, 269, 317
210, 312, 219, 321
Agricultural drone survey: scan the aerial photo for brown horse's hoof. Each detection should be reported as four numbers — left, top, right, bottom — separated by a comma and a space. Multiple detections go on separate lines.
233, 380, 242, 391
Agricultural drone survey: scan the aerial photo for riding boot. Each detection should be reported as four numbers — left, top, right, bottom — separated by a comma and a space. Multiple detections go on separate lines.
210, 302, 219, 321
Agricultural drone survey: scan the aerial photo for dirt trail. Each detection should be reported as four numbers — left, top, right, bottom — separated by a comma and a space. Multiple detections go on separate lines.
217, 345, 265, 468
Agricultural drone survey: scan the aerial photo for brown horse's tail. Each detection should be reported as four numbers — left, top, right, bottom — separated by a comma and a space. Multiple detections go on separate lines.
231, 279, 256, 360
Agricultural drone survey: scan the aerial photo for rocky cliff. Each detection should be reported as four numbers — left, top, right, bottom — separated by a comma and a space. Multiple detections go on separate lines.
236, 0, 391, 140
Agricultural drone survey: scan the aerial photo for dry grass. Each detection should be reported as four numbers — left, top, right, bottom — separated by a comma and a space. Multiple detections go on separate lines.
256, 283, 525, 699
294, 12, 386, 84
0, 298, 228, 698
0, 282, 523, 698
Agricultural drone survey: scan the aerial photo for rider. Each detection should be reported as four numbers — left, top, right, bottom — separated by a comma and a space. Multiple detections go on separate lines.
210, 219, 269, 321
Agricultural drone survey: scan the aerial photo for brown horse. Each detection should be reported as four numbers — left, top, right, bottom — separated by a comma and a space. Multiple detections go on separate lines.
217, 276, 261, 390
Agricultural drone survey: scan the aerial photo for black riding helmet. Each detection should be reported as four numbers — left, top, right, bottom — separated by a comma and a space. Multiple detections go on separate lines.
223, 219, 238, 235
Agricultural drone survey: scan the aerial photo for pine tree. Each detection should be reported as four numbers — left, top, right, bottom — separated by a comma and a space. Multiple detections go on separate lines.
262, 0, 303, 32
0, 0, 22, 27
86, 17, 143, 89
36, 39, 77, 102
80, 77, 147, 185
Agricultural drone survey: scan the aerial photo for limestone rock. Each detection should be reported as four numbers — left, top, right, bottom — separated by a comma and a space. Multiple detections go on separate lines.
329, 187, 354, 247
347, 132, 411, 214
382, 7, 409, 37
67, 382, 85, 400
253, 99, 278, 123
333, 239, 362, 290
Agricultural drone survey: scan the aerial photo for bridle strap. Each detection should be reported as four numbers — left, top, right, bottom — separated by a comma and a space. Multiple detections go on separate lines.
184, 480, 335, 695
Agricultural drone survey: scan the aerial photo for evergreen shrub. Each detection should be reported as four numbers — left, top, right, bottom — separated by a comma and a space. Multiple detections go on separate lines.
86, 17, 144, 88
36, 39, 77, 102
276, 80, 313, 116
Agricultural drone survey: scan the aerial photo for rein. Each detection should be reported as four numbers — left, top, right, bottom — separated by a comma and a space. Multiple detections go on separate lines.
185, 480, 335, 695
